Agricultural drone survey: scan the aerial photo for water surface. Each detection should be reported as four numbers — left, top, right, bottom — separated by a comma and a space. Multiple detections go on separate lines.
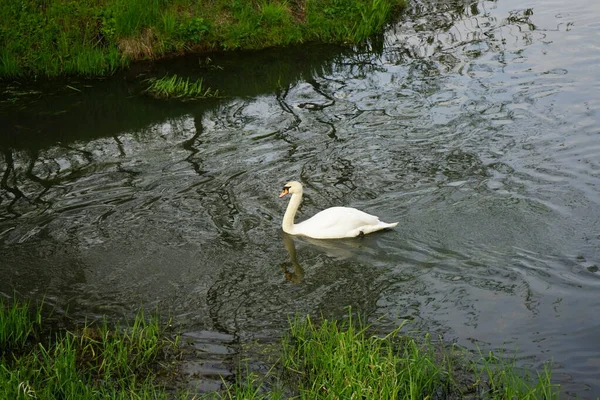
1, 0, 599, 396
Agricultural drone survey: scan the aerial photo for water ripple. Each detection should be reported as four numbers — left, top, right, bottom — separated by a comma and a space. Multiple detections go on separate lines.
1, 0, 600, 396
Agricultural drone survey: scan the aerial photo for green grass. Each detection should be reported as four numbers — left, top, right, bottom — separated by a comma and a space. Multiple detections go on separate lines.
1, 300, 563, 399
0, 0, 407, 79
0, 297, 41, 354
474, 351, 558, 399
0, 299, 188, 399
112, 0, 163, 37
212, 313, 561, 399
305, 0, 399, 43
0, 49, 21, 78
144, 74, 221, 99
282, 315, 454, 399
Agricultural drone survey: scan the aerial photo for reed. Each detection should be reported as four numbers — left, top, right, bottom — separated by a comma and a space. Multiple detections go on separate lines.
145, 74, 220, 99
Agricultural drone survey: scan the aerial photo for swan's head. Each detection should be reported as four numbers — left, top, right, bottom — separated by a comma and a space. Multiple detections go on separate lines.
279, 181, 303, 198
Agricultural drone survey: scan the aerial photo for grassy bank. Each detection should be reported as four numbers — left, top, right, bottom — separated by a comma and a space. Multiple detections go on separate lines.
2, 299, 559, 398
0, 298, 185, 399
214, 314, 560, 399
0, 0, 406, 79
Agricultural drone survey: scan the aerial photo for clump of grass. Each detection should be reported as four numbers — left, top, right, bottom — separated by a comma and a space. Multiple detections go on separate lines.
0, 299, 187, 399
112, 0, 163, 37
305, 0, 406, 43
354, 0, 397, 41
216, 365, 285, 400
283, 314, 453, 399
215, 311, 560, 399
145, 74, 220, 99
0, 297, 41, 354
474, 351, 560, 399
0, 49, 22, 78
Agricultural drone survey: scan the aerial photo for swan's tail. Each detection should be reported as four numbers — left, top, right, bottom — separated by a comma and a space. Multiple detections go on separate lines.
356, 221, 398, 236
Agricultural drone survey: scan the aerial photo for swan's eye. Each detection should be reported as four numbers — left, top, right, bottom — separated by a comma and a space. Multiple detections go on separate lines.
283, 186, 290, 192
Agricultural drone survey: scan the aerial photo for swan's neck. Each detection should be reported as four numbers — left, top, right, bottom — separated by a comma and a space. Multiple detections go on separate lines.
282, 192, 302, 234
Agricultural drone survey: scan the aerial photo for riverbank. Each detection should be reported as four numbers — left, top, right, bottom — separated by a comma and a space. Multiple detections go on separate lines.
0, 298, 186, 399
216, 314, 560, 399
0, 0, 405, 79
1, 299, 560, 399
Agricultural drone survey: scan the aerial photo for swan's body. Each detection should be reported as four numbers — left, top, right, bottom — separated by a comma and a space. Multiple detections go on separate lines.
279, 181, 398, 239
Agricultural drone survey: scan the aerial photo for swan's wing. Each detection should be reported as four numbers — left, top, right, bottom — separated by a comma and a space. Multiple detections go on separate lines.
294, 207, 381, 238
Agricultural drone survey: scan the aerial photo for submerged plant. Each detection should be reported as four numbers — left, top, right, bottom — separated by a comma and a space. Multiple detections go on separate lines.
144, 74, 220, 99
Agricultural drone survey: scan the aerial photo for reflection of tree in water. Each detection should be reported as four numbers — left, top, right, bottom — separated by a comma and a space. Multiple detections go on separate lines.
0, 43, 351, 153
0, 144, 116, 303
1, 149, 26, 218
1, 142, 128, 222
0, 220, 88, 304
385, 0, 538, 70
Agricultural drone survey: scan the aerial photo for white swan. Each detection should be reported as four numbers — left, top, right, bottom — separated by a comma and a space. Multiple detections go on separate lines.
279, 181, 398, 239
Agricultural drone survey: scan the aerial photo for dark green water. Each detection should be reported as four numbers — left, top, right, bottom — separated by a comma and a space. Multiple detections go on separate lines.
1, 0, 599, 396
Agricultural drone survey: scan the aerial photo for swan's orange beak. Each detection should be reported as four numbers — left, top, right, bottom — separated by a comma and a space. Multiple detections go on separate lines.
279, 187, 290, 198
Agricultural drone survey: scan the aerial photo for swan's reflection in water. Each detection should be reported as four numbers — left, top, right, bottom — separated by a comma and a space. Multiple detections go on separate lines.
280, 232, 389, 283
281, 232, 305, 283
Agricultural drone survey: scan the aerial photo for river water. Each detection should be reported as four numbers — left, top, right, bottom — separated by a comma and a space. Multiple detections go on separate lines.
1, 0, 599, 397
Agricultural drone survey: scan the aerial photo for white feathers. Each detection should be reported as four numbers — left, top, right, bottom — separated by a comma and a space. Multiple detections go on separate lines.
279, 181, 398, 239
